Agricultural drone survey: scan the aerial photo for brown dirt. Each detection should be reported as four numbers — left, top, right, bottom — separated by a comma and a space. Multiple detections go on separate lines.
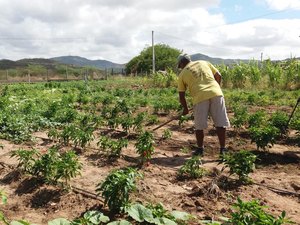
0, 115, 299, 224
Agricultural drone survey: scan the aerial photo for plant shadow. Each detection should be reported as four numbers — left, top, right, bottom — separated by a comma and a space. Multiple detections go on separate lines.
0, 170, 22, 184
253, 150, 299, 166
30, 187, 62, 208
15, 177, 44, 195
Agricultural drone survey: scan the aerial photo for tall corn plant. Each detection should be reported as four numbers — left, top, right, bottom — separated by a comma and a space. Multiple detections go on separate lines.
217, 64, 231, 88
248, 60, 261, 86
282, 58, 300, 90
231, 63, 248, 89
263, 60, 282, 88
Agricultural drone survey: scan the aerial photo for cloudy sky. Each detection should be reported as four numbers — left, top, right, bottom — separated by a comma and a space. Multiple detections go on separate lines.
0, 0, 299, 63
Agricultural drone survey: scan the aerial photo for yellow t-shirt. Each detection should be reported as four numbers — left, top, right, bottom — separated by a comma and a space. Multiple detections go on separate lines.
178, 60, 223, 105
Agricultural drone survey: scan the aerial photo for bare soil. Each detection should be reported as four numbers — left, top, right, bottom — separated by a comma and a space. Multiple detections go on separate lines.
0, 114, 300, 224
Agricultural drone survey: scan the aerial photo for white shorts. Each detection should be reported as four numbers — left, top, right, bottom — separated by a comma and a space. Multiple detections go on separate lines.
193, 96, 230, 130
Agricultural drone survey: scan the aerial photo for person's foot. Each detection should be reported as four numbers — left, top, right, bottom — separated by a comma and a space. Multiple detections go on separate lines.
193, 147, 204, 156
219, 147, 228, 156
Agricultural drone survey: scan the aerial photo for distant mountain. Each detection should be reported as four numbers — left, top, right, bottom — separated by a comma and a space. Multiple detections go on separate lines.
0, 58, 57, 70
51, 56, 125, 69
190, 53, 253, 65
1, 54, 297, 71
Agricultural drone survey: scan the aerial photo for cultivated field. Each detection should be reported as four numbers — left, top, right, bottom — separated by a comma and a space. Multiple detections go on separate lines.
0, 76, 299, 225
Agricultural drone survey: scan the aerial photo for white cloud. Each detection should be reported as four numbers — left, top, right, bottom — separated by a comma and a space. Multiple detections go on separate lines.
0, 0, 299, 63
264, 0, 300, 10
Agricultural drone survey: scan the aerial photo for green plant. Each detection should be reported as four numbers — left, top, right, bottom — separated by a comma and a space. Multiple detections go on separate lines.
220, 150, 257, 184
227, 197, 294, 225
97, 137, 128, 158
11, 149, 40, 173
162, 128, 172, 140
125, 202, 191, 225
135, 131, 155, 164
248, 110, 267, 128
180, 146, 190, 154
178, 156, 207, 179
71, 210, 110, 225
146, 115, 159, 125
56, 150, 83, 185
0, 190, 7, 205
249, 125, 279, 150
96, 167, 143, 212
269, 111, 289, 135
231, 104, 248, 131
12, 147, 82, 186
178, 115, 191, 127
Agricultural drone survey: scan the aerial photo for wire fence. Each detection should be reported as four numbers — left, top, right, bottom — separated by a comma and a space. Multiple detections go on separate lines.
0, 68, 125, 84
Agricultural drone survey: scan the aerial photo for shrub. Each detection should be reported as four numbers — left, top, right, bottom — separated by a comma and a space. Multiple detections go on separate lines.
249, 126, 279, 150
220, 150, 257, 184
178, 156, 207, 179
96, 167, 143, 212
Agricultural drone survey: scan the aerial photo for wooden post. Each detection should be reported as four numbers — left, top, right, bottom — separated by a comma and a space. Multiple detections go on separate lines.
66, 66, 68, 80
46, 69, 49, 82
6, 70, 8, 81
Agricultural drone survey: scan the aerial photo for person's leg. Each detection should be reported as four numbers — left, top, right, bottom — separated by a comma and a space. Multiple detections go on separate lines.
195, 129, 204, 148
193, 100, 209, 155
216, 127, 226, 148
210, 96, 230, 153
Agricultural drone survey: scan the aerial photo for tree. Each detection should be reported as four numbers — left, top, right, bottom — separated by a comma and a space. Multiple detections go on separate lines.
125, 44, 181, 75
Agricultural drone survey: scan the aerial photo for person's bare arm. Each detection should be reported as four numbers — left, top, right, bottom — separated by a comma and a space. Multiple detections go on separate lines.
179, 92, 189, 115
214, 71, 222, 85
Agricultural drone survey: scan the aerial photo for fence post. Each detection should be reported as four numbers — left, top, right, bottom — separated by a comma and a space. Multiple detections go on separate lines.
46, 69, 49, 82
66, 66, 68, 80
6, 70, 8, 81
28, 72, 31, 83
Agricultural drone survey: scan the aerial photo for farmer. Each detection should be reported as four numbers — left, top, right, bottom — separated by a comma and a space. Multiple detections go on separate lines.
177, 53, 230, 156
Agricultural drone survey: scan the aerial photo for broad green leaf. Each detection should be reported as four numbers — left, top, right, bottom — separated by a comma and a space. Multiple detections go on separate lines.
107, 220, 132, 225
84, 211, 110, 224
48, 218, 71, 225
11, 221, 36, 225
170, 211, 190, 221
126, 203, 153, 223
1, 192, 7, 205
200, 221, 222, 225
152, 217, 177, 225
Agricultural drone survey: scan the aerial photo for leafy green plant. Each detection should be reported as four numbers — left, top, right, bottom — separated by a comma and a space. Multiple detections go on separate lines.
0, 190, 7, 205
178, 115, 191, 127
269, 111, 289, 134
97, 136, 128, 158
96, 167, 143, 212
249, 125, 279, 150
227, 197, 294, 225
231, 104, 248, 131
11, 149, 40, 173
125, 202, 191, 225
162, 128, 172, 140
180, 146, 191, 154
146, 115, 159, 125
178, 156, 207, 179
135, 131, 155, 164
12, 147, 82, 186
220, 150, 257, 184
71, 210, 110, 225
0, 114, 32, 143
248, 110, 267, 128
